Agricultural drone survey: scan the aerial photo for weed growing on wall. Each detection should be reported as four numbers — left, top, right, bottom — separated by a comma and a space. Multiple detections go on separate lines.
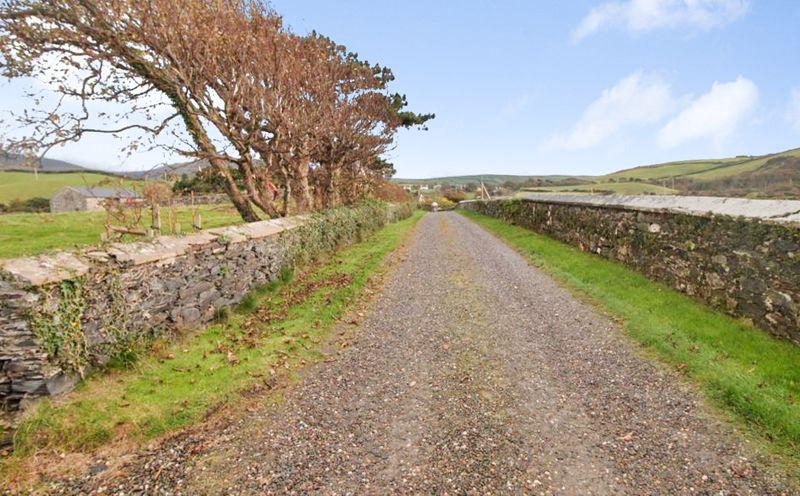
31, 280, 89, 376
92, 272, 141, 367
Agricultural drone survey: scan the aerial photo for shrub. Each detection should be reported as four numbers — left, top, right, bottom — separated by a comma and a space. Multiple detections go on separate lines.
443, 190, 466, 203
373, 181, 411, 202
1, 197, 50, 213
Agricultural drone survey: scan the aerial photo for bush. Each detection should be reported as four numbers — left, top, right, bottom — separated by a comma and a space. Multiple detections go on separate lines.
373, 181, 411, 202
443, 190, 466, 203
419, 197, 455, 211
1, 197, 50, 213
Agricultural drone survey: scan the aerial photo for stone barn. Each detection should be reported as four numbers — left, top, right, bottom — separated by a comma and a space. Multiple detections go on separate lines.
49, 186, 141, 213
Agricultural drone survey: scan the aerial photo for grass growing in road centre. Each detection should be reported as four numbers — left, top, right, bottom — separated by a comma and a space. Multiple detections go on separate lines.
1, 211, 424, 486
459, 210, 800, 465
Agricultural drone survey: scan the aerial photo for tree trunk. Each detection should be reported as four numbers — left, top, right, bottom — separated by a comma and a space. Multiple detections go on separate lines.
293, 159, 314, 212
210, 156, 260, 222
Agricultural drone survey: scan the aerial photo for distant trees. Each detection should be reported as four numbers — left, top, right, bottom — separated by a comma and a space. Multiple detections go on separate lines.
0, 0, 432, 221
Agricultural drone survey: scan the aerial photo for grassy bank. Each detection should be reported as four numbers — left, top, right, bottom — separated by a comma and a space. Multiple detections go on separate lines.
459, 210, 800, 465
2, 210, 424, 487
0, 204, 243, 259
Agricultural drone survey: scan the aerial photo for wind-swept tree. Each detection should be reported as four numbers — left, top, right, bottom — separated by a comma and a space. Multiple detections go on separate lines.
0, 0, 432, 221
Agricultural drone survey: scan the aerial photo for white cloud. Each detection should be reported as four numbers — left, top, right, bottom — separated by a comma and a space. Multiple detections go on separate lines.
657, 76, 758, 148
543, 71, 674, 150
572, 0, 750, 42
786, 88, 800, 133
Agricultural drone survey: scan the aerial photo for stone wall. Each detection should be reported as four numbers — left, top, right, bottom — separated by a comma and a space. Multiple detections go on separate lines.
460, 195, 800, 345
0, 202, 412, 425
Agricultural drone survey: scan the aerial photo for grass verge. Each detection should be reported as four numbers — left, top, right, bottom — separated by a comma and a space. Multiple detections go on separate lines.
1, 210, 424, 486
459, 209, 800, 468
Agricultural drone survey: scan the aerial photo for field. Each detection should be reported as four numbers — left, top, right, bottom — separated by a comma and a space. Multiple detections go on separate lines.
604, 148, 800, 183
604, 159, 741, 181
397, 147, 800, 199
0, 171, 141, 203
687, 148, 800, 180
522, 181, 677, 195
0, 205, 242, 259
393, 174, 589, 186
460, 210, 800, 467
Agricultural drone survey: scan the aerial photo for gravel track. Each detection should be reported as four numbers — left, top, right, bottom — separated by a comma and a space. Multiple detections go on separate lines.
56, 211, 791, 495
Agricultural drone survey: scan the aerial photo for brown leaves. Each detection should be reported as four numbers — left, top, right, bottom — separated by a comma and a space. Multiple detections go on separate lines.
0, 0, 430, 221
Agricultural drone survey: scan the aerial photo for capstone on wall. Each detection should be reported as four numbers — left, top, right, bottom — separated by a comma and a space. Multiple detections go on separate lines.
460, 196, 800, 345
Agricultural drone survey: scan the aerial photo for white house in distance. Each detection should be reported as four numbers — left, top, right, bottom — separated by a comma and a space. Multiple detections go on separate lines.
50, 186, 141, 213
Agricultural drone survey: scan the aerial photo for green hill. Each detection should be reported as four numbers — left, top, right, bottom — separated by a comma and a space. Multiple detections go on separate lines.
604, 158, 742, 181
0, 171, 141, 204
398, 147, 800, 198
0, 153, 89, 173
685, 148, 800, 180
393, 174, 587, 186
524, 182, 677, 195
605, 148, 800, 182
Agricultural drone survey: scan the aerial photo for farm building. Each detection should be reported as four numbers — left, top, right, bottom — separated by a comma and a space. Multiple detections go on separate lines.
50, 186, 141, 213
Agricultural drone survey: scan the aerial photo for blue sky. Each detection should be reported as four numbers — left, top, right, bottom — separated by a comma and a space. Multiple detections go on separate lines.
2, 0, 800, 177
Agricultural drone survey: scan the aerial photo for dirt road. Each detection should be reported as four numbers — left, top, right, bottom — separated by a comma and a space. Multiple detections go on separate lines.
63, 212, 790, 494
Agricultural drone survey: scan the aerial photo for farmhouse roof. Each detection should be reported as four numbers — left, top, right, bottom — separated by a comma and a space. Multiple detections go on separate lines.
65, 186, 141, 199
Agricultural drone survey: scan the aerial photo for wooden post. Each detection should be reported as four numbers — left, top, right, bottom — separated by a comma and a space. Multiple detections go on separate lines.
152, 202, 162, 235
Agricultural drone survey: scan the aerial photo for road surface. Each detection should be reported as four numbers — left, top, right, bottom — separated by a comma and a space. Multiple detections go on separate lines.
62, 211, 790, 495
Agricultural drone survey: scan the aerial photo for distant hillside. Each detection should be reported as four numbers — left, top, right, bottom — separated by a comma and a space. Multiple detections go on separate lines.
587, 148, 800, 198
0, 153, 91, 173
524, 181, 678, 195
0, 171, 141, 204
393, 174, 589, 186
603, 158, 743, 181
605, 148, 800, 183
123, 159, 211, 180
395, 147, 800, 199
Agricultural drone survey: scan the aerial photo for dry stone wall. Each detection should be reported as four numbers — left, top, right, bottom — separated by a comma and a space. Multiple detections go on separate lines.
0, 202, 412, 426
460, 195, 800, 345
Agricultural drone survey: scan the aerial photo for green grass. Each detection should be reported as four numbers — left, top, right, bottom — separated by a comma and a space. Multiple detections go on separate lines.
0, 205, 243, 259
392, 147, 800, 195
0, 171, 141, 203
687, 148, 800, 181
2, 210, 424, 486
393, 174, 591, 186
459, 209, 800, 467
521, 181, 677, 195
604, 159, 740, 181
605, 147, 800, 183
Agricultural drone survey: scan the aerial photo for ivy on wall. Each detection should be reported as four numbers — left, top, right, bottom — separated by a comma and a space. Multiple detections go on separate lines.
31, 280, 89, 376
